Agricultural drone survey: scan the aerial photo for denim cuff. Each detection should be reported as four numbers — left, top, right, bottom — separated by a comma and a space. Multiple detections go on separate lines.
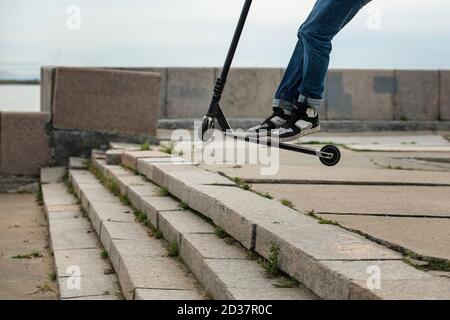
299, 95, 322, 109
273, 99, 296, 111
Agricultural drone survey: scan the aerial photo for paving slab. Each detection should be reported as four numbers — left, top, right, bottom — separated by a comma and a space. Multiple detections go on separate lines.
298, 134, 450, 146
0, 194, 58, 300
347, 145, 450, 152
251, 184, 450, 218
317, 214, 450, 260
216, 164, 450, 186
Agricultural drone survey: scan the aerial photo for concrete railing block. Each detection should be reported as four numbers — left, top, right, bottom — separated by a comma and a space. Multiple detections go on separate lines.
217, 68, 282, 118
0, 112, 50, 176
440, 71, 450, 120
52, 67, 161, 135
166, 68, 215, 119
394, 70, 439, 121
40, 66, 56, 113
326, 70, 395, 120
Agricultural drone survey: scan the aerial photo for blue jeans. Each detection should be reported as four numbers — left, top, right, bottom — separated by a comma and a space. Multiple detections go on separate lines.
274, 0, 371, 110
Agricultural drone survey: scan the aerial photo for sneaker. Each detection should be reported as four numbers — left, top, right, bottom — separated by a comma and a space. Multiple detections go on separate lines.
246, 108, 289, 138
272, 103, 320, 142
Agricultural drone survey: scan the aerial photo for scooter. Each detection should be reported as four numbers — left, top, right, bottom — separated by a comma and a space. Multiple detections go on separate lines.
200, 0, 341, 166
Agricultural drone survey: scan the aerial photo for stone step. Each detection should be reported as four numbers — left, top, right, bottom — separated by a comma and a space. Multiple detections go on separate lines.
90, 155, 317, 300
40, 168, 121, 300
120, 150, 450, 300
68, 169, 206, 300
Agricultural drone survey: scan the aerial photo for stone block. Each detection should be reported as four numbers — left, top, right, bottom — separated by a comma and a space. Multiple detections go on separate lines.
394, 70, 439, 120
99, 221, 149, 253
0, 112, 50, 176
254, 221, 400, 300
53, 248, 111, 277
326, 70, 394, 120
58, 274, 119, 299
139, 196, 182, 229
158, 210, 215, 245
109, 238, 167, 272
322, 260, 450, 300
40, 66, 56, 113
88, 202, 134, 235
135, 288, 204, 300
121, 150, 171, 171
40, 167, 66, 184
52, 67, 160, 135
439, 70, 450, 120
217, 68, 282, 118
166, 68, 215, 119
49, 219, 97, 251
118, 255, 199, 300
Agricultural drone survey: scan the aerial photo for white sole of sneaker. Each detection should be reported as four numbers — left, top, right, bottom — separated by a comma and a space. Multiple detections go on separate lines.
277, 125, 321, 142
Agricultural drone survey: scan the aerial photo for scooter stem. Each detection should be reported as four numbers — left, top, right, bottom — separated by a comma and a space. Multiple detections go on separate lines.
206, 0, 253, 117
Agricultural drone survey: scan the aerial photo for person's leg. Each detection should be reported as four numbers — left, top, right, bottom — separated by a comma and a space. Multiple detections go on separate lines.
273, 0, 370, 141
297, 0, 370, 106
248, 0, 370, 137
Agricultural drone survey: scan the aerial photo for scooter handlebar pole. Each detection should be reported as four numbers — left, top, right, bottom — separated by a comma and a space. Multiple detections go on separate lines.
207, 0, 253, 117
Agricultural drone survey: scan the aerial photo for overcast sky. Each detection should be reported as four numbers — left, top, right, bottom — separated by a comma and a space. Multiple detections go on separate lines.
1, 0, 450, 79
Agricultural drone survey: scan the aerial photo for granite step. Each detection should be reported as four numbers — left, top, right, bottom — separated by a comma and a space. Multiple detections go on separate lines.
90, 154, 317, 300
40, 167, 121, 300
119, 150, 450, 300
68, 168, 207, 300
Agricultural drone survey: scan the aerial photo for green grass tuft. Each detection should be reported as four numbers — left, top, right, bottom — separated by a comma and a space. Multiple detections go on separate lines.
167, 241, 179, 257
101, 250, 109, 259
281, 199, 294, 209
140, 141, 152, 151
263, 242, 281, 276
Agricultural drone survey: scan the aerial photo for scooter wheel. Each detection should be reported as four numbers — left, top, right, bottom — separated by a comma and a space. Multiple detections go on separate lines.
200, 117, 215, 142
319, 145, 341, 167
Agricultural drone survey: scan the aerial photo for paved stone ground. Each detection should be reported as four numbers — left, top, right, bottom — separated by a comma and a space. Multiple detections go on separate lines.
0, 194, 58, 299
191, 132, 450, 263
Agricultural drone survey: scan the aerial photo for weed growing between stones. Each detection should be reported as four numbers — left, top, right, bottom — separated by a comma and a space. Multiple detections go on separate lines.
160, 142, 175, 155
156, 187, 170, 197
168, 241, 179, 257
403, 251, 450, 272
179, 201, 190, 210
101, 250, 109, 259
281, 199, 294, 209
140, 141, 152, 151
263, 242, 281, 276
48, 272, 57, 281
12, 251, 43, 259
120, 195, 131, 206
307, 210, 340, 226
134, 209, 148, 224
36, 186, 43, 206
273, 277, 298, 289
